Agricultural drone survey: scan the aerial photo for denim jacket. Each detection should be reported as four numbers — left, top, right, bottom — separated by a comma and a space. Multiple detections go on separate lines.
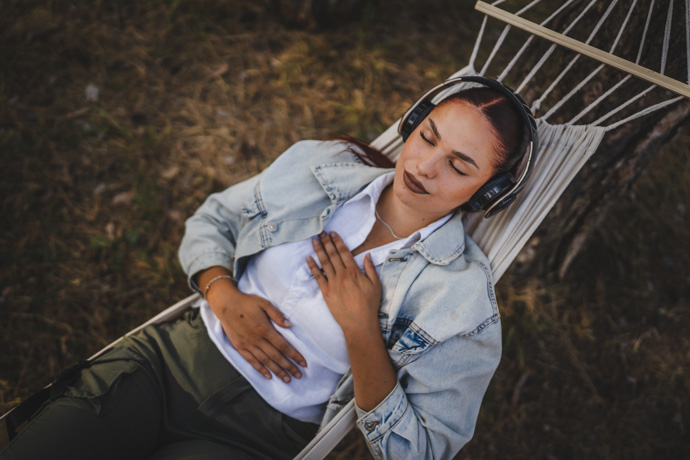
179, 140, 502, 459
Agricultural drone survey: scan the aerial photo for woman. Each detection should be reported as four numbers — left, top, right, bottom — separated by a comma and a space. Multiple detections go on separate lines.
0, 77, 536, 459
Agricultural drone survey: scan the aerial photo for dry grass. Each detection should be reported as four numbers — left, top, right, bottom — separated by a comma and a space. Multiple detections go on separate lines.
1, 1, 688, 458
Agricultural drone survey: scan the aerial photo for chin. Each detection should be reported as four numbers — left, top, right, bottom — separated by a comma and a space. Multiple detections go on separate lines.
393, 177, 416, 205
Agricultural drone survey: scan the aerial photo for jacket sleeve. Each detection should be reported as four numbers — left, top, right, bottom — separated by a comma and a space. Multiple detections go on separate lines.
354, 318, 502, 459
177, 172, 262, 293
177, 139, 342, 293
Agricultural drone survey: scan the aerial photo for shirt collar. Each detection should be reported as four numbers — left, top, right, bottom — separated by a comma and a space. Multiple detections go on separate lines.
311, 151, 466, 266
346, 171, 453, 256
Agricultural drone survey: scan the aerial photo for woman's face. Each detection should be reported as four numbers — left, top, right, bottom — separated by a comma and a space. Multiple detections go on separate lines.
393, 99, 500, 220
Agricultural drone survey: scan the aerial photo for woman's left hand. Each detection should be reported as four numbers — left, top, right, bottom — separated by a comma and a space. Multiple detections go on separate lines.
307, 231, 397, 413
306, 231, 382, 337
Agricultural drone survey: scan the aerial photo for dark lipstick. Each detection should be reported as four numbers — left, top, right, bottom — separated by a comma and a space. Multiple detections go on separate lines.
403, 171, 428, 194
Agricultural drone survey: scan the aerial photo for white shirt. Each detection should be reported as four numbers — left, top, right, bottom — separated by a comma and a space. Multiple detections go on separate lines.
200, 172, 451, 423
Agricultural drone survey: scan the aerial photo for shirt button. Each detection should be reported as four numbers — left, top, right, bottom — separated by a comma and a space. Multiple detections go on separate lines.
364, 420, 379, 432
267, 223, 277, 232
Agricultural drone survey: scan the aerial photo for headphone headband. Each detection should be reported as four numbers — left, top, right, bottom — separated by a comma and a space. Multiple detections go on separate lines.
398, 75, 538, 218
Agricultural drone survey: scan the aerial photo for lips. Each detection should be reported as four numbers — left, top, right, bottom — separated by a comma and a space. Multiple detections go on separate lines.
403, 171, 428, 194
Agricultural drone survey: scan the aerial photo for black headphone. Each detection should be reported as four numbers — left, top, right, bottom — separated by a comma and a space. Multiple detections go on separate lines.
398, 75, 538, 218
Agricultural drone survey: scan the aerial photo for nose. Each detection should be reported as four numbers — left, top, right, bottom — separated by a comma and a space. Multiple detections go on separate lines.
416, 149, 441, 178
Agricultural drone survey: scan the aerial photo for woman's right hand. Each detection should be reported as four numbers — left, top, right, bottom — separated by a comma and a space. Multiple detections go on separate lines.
199, 267, 306, 383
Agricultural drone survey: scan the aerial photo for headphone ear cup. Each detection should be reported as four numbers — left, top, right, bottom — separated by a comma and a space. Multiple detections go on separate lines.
484, 193, 517, 218
466, 173, 516, 212
400, 101, 435, 141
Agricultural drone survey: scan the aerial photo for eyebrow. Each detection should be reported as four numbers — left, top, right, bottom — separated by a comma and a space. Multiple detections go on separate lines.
428, 118, 480, 170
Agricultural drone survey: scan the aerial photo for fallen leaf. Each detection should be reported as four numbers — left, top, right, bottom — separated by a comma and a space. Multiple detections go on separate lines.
161, 166, 180, 180
112, 191, 134, 205
105, 222, 116, 241
212, 63, 229, 77
85, 83, 100, 103
168, 209, 184, 221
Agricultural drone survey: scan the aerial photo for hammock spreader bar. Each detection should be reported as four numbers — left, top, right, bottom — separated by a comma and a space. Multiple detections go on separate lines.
475, 1, 690, 98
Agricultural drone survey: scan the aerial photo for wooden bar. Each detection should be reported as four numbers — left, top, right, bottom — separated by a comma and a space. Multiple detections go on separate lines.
475, 1, 690, 98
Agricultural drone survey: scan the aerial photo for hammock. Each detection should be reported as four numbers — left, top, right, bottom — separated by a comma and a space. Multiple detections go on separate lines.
2, 0, 688, 458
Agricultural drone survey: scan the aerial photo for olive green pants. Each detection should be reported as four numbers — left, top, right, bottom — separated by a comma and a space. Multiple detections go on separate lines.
0, 309, 317, 460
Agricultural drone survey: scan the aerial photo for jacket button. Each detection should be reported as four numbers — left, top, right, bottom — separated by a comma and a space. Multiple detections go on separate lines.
267, 223, 277, 232
364, 420, 379, 432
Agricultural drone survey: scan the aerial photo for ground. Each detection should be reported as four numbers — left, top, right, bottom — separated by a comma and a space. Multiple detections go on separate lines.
1, 1, 688, 458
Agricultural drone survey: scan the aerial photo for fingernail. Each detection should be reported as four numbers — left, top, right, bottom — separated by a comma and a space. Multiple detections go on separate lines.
295, 371, 302, 379
282, 376, 291, 383
263, 373, 271, 379
299, 360, 307, 367
283, 319, 292, 327
329, 231, 336, 238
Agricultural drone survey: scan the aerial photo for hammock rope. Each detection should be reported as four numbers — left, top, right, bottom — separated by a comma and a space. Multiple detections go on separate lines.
548, 0, 641, 123
468, 15, 487, 70
662, 0, 674, 74
496, 0, 577, 83
593, 85, 658, 127
604, 95, 686, 132
515, 0, 599, 95
536, 0, 630, 117
567, 73, 631, 125
639, 0, 656, 65
479, 0, 542, 77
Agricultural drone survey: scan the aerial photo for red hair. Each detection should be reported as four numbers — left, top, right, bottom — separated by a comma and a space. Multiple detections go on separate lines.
328, 134, 395, 168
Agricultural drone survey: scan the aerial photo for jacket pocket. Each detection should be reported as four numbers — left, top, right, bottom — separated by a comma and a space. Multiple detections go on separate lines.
241, 181, 267, 220
387, 318, 435, 367
241, 198, 262, 220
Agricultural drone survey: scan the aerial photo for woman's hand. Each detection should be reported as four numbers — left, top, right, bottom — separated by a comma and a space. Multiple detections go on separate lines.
306, 231, 382, 338
307, 231, 397, 412
200, 267, 307, 383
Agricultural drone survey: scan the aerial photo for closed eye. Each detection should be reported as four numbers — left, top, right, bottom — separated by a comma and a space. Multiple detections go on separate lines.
420, 132, 434, 146
449, 160, 467, 176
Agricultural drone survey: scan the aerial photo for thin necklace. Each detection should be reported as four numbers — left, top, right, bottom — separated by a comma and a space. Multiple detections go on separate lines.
375, 206, 405, 240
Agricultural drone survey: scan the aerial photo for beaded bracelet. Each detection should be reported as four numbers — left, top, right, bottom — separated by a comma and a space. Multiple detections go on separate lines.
203, 275, 235, 298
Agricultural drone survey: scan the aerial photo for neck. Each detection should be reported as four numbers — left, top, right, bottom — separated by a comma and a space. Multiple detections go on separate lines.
376, 185, 446, 237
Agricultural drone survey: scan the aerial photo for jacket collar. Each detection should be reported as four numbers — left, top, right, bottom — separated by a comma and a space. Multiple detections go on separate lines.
310, 157, 390, 206
411, 211, 466, 265
310, 156, 467, 266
